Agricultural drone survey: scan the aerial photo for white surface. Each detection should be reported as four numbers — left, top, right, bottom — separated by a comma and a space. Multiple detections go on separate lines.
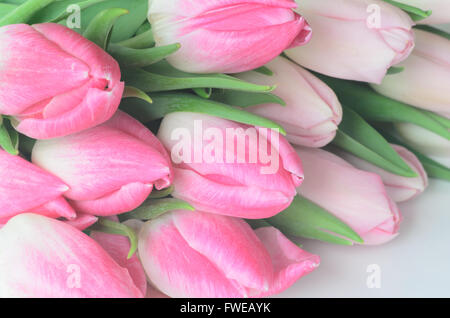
277, 180, 450, 298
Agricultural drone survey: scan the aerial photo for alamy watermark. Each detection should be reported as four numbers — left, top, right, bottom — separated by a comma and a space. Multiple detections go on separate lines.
169, 120, 281, 175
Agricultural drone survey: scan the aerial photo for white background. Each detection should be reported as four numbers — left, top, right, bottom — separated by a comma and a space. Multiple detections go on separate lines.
278, 180, 450, 298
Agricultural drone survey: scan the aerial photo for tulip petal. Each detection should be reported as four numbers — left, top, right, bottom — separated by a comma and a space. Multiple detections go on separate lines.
253, 227, 320, 297
63, 213, 98, 231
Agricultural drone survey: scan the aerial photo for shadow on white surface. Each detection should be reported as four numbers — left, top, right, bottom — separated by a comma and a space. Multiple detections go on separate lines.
276, 180, 450, 298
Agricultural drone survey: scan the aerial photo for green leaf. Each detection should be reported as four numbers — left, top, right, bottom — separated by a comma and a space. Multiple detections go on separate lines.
83, 8, 129, 49
0, 0, 55, 26
246, 219, 272, 230
415, 25, 450, 40
123, 86, 152, 104
193, 88, 212, 99
387, 66, 405, 75
116, 29, 154, 49
253, 66, 273, 76
147, 185, 174, 199
380, 129, 450, 182
88, 217, 137, 259
319, 77, 450, 140
70, 0, 148, 42
332, 107, 418, 177
0, 3, 17, 18
28, 0, 105, 23
382, 0, 432, 21
266, 195, 364, 245
120, 92, 287, 134
122, 66, 275, 94
121, 198, 194, 221
0, 117, 19, 155
109, 43, 180, 67
210, 90, 285, 107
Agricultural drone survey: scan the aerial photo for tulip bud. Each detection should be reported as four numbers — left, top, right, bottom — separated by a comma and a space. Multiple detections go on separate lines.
393, 0, 450, 24
0, 150, 75, 225
138, 210, 319, 298
157, 112, 304, 219
148, 0, 312, 74
285, 0, 414, 84
338, 144, 428, 202
0, 214, 143, 297
395, 122, 450, 165
0, 23, 124, 139
296, 146, 402, 245
32, 110, 173, 216
236, 56, 342, 147
372, 29, 450, 117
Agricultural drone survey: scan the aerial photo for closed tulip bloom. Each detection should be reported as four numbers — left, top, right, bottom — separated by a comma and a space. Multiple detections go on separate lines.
236, 57, 342, 147
0, 150, 75, 225
0, 214, 143, 298
296, 147, 402, 245
393, 0, 450, 25
0, 23, 124, 139
138, 210, 320, 298
338, 144, 428, 202
157, 112, 304, 219
285, 0, 414, 84
372, 29, 450, 116
32, 111, 173, 216
395, 123, 450, 163
148, 0, 312, 74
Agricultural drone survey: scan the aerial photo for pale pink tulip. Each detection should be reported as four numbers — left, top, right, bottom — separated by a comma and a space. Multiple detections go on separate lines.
285, 0, 414, 84
296, 147, 402, 245
0, 150, 75, 225
236, 57, 342, 147
138, 210, 319, 298
338, 145, 428, 202
394, 0, 450, 25
0, 214, 143, 297
91, 217, 147, 296
395, 123, 450, 167
157, 112, 303, 219
0, 23, 124, 139
32, 111, 173, 216
148, 0, 312, 74
372, 29, 450, 116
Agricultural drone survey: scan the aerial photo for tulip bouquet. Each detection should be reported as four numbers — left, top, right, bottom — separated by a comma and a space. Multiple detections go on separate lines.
0, 0, 448, 299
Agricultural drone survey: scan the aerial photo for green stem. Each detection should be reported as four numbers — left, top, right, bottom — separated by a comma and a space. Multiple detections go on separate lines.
0, 0, 56, 26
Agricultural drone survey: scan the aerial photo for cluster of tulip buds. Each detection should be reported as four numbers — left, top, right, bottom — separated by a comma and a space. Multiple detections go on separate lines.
0, 0, 448, 298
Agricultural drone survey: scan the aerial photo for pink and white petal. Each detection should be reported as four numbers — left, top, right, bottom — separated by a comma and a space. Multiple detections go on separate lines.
173, 211, 273, 291
0, 24, 89, 114
70, 182, 153, 216
91, 229, 147, 296
28, 196, 76, 220
63, 213, 98, 231
138, 215, 245, 298
253, 227, 320, 297
16, 82, 124, 139
171, 168, 293, 218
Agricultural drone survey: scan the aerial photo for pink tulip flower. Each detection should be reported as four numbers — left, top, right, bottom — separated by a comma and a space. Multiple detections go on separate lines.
372, 29, 450, 117
394, 0, 450, 25
0, 150, 75, 225
338, 144, 428, 203
157, 112, 303, 219
32, 111, 173, 216
138, 210, 320, 298
236, 56, 342, 147
63, 213, 98, 231
0, 23, 124, 139
296, 147, 402, 245
0, 214, 143, 297
91, 217, 147, 296
285, 0, 414, 84
148, 0, 312, 74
